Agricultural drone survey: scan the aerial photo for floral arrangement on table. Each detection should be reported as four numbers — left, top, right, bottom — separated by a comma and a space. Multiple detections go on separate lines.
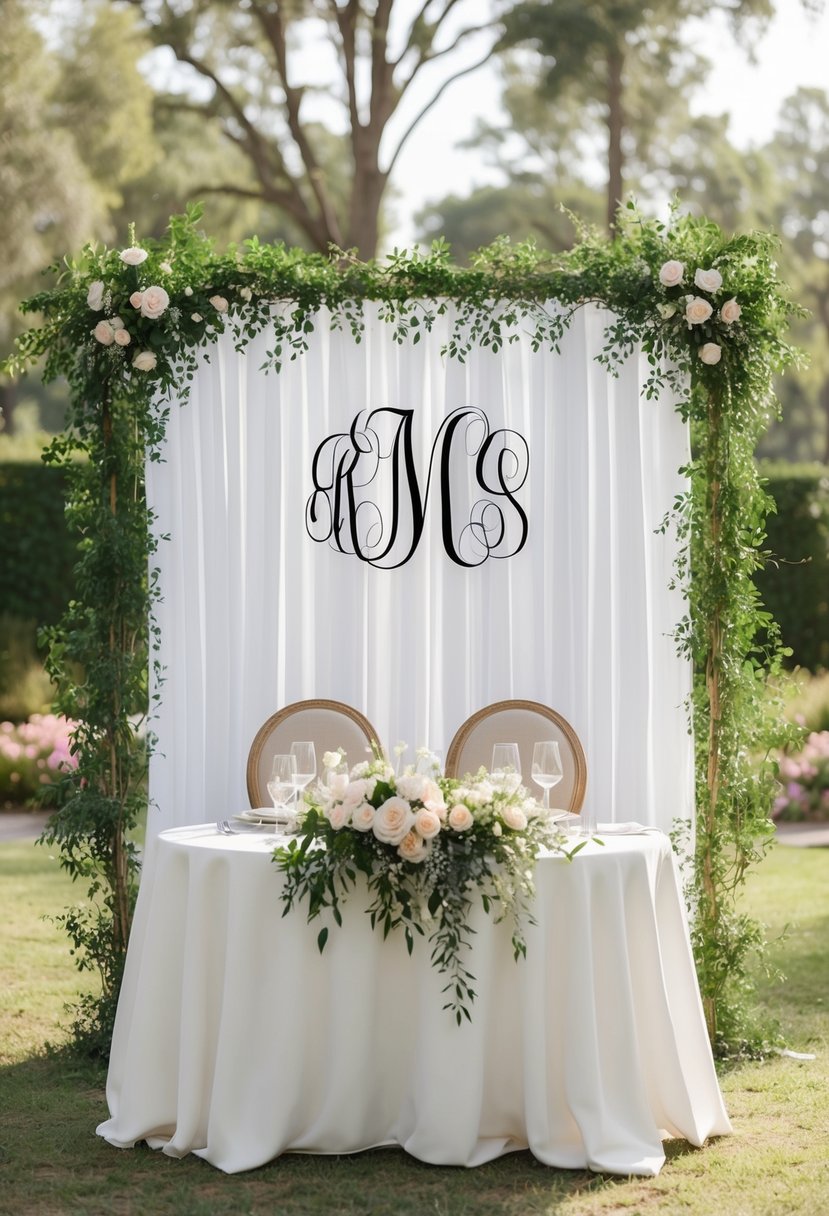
274, 748, 573, 1023
0, 714, 78, 804
654, 259, 743, 368
774, 731, 829, 822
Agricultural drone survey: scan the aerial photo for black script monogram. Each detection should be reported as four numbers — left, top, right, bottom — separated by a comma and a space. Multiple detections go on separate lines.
305, 406, 529, 569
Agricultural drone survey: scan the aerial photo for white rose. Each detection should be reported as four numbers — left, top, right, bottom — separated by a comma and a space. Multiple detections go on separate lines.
326, 803, 351, 830
113, 328, 131, 347
322, 750, 342, 770
694, 267, 723, 293
93, 320, 115, 346
191, 313, 203, 323
685, 297, 713, 326
502, 805, 528, 831
720, 297, 741, 325
351, 802, 376, 832
398, 830, 431, 864
110, 316, 125, 330
184, 286, 193, 297
87, 280, 105, 311
658, 260, 684, 288
657, 302, 676, 320
492, 821, 503, 837
239, 286, 253, 301
132, 350, 157, 372
159, 261, 173, 274
342, 778, 370, 809
414, 808, 442, 839
372, 797, 415, 845
397, 773, 427, 801
120, 246, 148, 266
209, 294, 229, 312
699, 343, 722, 365
448, 804, 474, 832
140, 285, 170, 320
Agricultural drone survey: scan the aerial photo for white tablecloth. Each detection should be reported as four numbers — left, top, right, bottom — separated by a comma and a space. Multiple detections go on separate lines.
97, 825, 731, 1176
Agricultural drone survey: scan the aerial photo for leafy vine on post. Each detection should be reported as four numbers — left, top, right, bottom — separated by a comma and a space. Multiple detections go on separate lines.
2, 203, 801, 1058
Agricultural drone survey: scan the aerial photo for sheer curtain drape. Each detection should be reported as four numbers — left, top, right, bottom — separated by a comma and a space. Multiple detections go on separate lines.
145, 303, 692, 838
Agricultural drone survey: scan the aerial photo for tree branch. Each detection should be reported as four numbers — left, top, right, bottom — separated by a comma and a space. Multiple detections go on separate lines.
385, 49, 494, 176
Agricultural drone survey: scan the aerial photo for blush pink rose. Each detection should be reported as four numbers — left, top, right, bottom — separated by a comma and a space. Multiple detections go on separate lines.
398, 830, 431, 864
658, 260, 684, 288
140, 285, 170, 319
120, 246, 148, 266
351, 802, 376, 832
448, 804, 474, 832
694, 267, 723, 293
87, 280, 105, 310
132, 350, 157, 372
501, 805, 528, 831
699, 343, 722, 365
414, 808, 441, 839
326, 803, 350, 830
373, 797, 415, 845
113, 328, 131, 347
130, 291, 144, 309
209, 295, 229, 313
685, 297, 713, 326
93, 320, 114, 345
720, 297, 741, 324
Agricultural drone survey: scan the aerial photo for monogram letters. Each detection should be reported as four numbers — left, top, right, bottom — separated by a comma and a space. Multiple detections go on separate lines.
305, 407, 529, 569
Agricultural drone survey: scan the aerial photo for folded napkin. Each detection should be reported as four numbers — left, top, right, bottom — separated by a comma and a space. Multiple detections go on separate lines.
594, 821, 663, 835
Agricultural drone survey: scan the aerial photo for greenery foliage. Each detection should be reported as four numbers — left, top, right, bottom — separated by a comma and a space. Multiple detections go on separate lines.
0, 463, 76, 626
3, 202, 799, 1056
756, 463, 829, 672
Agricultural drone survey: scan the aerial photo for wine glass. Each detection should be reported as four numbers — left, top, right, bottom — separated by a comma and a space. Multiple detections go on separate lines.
491, 743, 521, 787
267, 753, 297, 831
531, 741, 563, 811
290, 741, 317, 798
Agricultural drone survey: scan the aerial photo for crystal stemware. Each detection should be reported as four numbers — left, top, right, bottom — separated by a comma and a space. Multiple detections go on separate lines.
267, 753, 297, 831
531, 741, 563, 811
491, 742, 521, 782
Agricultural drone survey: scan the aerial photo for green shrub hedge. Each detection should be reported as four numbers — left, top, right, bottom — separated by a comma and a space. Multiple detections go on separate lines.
758, 463, 829, 673
0, 461, 77, 626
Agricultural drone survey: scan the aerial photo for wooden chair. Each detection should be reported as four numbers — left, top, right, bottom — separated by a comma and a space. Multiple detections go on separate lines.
444, 699, 588, 813
246, 699, 379, 808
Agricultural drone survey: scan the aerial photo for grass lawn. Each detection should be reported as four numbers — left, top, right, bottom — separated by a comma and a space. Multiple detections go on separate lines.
0, 838, 827, 1216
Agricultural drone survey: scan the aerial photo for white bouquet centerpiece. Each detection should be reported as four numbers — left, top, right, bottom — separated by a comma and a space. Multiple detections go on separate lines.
274, 749, 573, 1023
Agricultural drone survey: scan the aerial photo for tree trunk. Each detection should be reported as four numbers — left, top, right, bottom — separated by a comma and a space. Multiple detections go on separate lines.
606, 44, 625, 236
822, 374, 829, 465
0, 381, 17, 436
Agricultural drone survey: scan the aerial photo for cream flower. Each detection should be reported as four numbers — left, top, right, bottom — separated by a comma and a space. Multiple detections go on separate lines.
120, 246, 148, 266
327, 771, 349, 797
502, 805, 528, 831
184, 286, 193, 297
190, 313, 203, 323
140, 285, 170, 320
657, 302, 676, 320
129, 291, 144, 310
326, 803, 351, 830
93, 320, 115, 346
448, 804, 474, 831
209, 294, 229, 312
86, 281, 105, 311
239, 286, 253, 301
720, 297, 742, 325
397, 773, 427, 802
351, 802, 376, 832
159, 261, 173, 274
414, 808, 442, 839
699, 343, 722, 365
685, 297, 713, 326
373, 797, 415, 845
132, 350, 157, 372
113, 328, 131, 347
322, 750, 343, 770
658, 260, 684, 288
694, 267, 723, 293
398, 830, 431, 864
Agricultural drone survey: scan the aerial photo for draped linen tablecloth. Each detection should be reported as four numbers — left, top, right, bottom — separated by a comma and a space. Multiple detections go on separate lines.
97, 826, 731, 1176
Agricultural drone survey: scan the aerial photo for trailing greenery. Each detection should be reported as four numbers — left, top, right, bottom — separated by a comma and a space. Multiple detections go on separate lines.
2, 202, 800, 1057
756, 462, 829, 672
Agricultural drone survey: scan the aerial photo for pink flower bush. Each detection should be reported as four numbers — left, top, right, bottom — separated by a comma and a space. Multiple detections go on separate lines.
0, 715, 78, 804
774, 732, 829, 822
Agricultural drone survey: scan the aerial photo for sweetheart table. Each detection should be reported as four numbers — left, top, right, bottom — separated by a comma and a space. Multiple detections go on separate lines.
97, 824, 731, 1176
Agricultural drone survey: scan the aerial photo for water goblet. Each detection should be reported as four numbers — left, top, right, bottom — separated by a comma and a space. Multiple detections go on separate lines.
290, 741, 317, 801
491, 743, 521, 783
267, 753, 297, 833
531, 741, 563, 812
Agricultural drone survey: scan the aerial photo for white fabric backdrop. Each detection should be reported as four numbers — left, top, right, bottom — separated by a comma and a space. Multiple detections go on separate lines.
145, 303, 692, 838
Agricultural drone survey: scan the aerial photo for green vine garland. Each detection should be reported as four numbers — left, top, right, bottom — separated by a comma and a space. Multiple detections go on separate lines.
4, 201, 801, 1057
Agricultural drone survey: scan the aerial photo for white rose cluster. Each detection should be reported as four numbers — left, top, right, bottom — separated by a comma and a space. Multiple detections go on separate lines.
655, 258, 742, 369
